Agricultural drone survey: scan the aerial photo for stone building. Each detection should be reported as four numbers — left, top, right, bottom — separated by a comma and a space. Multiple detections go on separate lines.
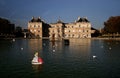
49, 19, 65, 41
28, 17, 49, 38
64, 17, 91, 38
28, 16, 91, 39
49, 17, 91, 40
0, 18, 15, 38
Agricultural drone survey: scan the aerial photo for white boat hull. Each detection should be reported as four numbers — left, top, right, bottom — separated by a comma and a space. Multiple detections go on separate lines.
32, 62, 42, 65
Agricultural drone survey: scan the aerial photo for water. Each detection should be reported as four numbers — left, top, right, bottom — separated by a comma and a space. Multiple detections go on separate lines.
0, 39, 120, 78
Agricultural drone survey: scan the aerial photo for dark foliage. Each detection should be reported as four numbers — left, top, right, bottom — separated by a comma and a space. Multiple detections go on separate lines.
0, 17, 15, 34
103, 16, 120, 34
91, 27, 101, 37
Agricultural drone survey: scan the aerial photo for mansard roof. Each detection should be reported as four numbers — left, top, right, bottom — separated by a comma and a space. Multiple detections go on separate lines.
57, 19, 64, 23
30, 17, 43, 22
51, 19, 64, 24
76, 17, 89, 22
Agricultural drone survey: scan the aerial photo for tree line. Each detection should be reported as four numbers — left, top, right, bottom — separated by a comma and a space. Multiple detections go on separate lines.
0, 17, 25, 38
103, 16, 120, 34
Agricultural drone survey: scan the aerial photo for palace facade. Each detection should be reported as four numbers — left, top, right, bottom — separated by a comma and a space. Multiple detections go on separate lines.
28, 16, 91, 39
28, 17, 49, 38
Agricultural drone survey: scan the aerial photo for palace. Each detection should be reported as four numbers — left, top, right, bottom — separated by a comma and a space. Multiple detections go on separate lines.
28, 17, 49, 38
28, 16, 92, 40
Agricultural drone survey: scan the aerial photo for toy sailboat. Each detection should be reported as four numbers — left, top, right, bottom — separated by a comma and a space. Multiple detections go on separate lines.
32, 52, 43, 65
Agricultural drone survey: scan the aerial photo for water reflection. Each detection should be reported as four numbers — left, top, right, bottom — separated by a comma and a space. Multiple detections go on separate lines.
32, 65, 43, 73
0, 39, 120, 78
69, 39, 91, 59
28, 39, 42, 51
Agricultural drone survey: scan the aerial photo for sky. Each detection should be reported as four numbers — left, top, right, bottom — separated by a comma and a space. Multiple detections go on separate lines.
0, 0, 120, 29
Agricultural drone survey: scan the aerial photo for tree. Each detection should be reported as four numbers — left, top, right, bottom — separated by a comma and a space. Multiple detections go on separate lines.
0, 17, 15, 34
103, 16, 120, 34
15, 26, 24, 37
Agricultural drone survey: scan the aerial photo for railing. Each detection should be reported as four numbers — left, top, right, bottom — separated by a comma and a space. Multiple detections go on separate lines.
102, 34, 120, 38
0, 34, 15, 38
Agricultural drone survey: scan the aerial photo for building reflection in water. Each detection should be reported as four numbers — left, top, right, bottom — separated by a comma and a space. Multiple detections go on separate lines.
28, 39, 42, 52
32, 64, 43, 78
47, 39, 91, 62
68, 39, 91, 60
32, 64, 43, 73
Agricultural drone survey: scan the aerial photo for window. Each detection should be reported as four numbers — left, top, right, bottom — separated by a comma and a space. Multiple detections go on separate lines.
83, 30, 84, 32
87, 30, 89, 32
73, 30, 75, 32
52, 30, 54, 33
34, 29, 36, 32
38, 30, 40, 32
65, 30, 67, 32
29, 25, 32, 27
72, 34, 74, 37
34, 25, 36, 28
69, 30, 70, 32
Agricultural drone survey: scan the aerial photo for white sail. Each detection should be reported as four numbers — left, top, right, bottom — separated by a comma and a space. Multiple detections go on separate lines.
32, 56, 38, 62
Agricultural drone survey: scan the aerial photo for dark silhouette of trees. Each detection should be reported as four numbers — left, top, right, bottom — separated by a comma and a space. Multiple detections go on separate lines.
0, 17, 15, 38
91, 27, 101, 37
0, 18, 15, 34
103, 16, 120, 34
14, 26, 24, 37
0, 17, 25, 38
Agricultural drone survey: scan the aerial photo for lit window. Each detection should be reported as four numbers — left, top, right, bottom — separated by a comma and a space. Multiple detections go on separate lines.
65, 30, 67, 32
73, 30, 75, 32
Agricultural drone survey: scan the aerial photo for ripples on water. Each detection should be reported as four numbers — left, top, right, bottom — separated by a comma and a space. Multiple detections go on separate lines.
0, 39, 120, 78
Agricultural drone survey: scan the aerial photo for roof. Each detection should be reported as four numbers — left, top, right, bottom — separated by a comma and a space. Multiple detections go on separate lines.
51, 19, 64, 24
76, 17, 89, 22
30, 17, 42, 22
57, 19, 64, 23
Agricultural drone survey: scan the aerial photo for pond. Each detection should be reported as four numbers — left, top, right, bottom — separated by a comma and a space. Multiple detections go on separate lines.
0, 39, 120, 78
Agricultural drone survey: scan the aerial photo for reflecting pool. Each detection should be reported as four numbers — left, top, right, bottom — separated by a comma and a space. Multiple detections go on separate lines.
0, 39, 120, 78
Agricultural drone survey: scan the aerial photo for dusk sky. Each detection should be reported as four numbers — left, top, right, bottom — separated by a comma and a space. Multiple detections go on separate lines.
0, 0, 120, 29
